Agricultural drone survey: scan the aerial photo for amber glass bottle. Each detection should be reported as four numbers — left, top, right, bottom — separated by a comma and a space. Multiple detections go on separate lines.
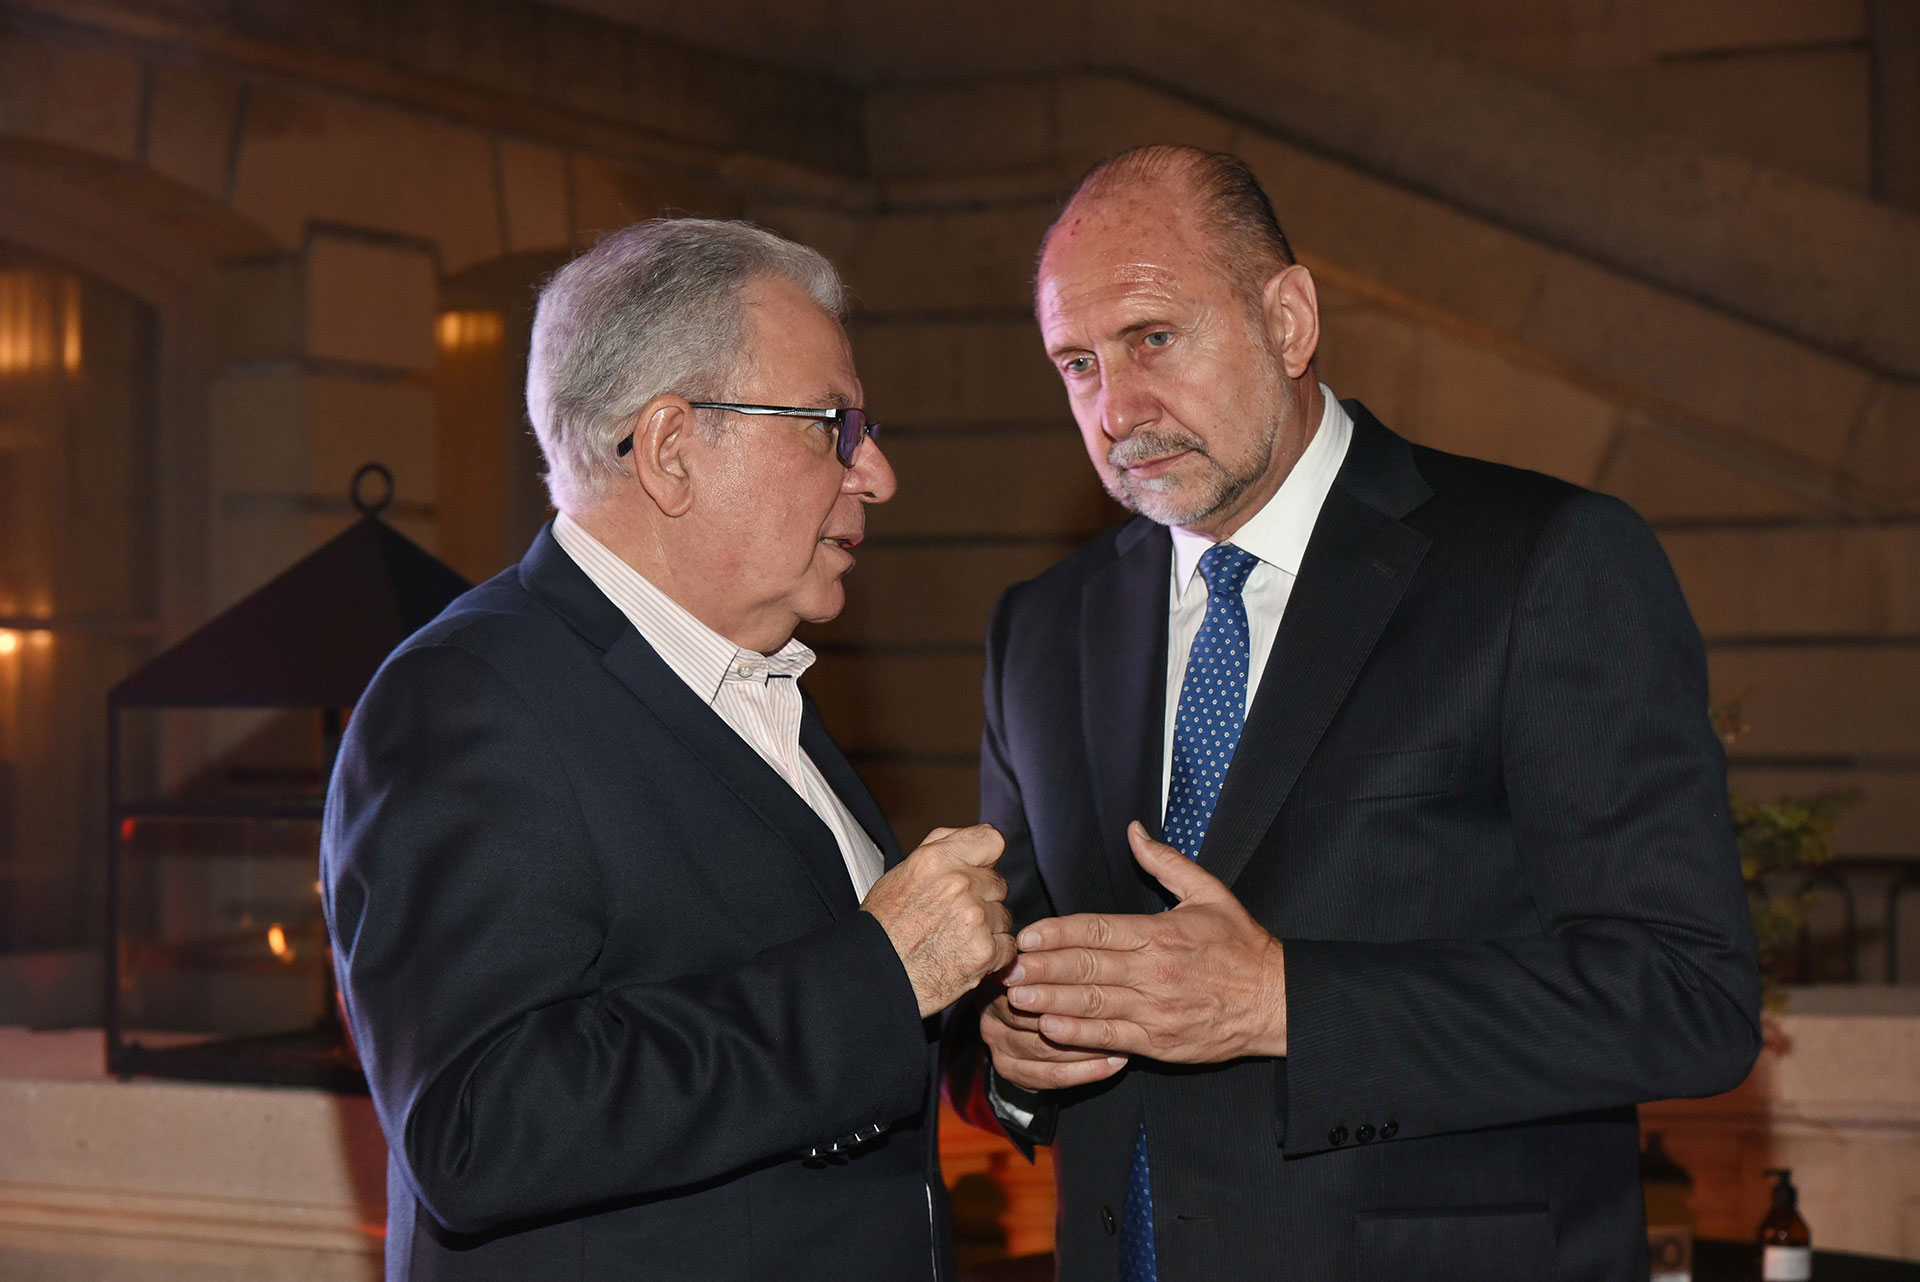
1760, 1168, 1812, 1281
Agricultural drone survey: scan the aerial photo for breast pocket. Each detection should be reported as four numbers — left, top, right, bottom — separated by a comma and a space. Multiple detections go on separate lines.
1291, 746, 1459, 809
1355, 1205, 1555, 1282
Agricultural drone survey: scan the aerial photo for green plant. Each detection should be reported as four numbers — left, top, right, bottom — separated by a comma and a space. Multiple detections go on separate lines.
1713, 701, 1856, 994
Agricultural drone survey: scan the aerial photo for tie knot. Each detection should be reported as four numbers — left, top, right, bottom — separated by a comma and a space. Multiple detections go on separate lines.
1197, 542, 1259, 597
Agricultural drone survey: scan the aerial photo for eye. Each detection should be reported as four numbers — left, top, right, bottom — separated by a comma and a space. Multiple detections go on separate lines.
1062, 355, 1094, 376
1142, 329, 1173, 349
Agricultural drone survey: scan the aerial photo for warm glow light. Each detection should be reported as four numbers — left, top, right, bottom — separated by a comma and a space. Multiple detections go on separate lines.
62, 276, 82, 374
0, 631, 17, 655
436, 309, 503, 354
0, 269, 82, 377
266, 924, 295, 962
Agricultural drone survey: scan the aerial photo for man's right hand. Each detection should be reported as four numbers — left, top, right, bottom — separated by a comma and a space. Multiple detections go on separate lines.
862, 824, 1016, 1018
980, 991, 1129, 1091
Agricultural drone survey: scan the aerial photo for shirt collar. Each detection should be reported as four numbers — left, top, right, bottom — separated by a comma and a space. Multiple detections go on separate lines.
552, 512, 815, 703
1170, 384, 1353, 593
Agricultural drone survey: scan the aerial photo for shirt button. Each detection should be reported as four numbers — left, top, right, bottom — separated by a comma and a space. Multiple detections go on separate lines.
1101, 1206, 1117, 1236
1381, 1120, 1399, 1140
1328, 1125, 1348, 1146
1356, 1123, 1376, 1143
735, 663, 753, 678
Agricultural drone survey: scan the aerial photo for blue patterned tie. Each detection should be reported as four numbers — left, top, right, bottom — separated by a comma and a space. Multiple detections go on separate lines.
1121, 542, 1259, 1282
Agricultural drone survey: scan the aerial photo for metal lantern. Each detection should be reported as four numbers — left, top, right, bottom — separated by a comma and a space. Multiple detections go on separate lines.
105, 466, 468, 1091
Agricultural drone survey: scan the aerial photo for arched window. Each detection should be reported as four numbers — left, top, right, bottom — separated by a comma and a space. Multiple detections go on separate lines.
0, 241, 156, 985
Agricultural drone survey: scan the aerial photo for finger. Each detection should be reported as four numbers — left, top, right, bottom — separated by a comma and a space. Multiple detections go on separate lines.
994, 1052, 1129, 1092
920, 826, 960, 845
1036, 1013, 1151, 1055
969, 867, 1008, 903
1128, 820, 1225, 905
986, 900, 1013, 939
982, 1005, 1125, 1062
1009, 982, 1145, 1023
1017, 911, 1150, 953
989, 930, 1018, 974
1006, 945, 1138, 988
982, 995, 1045, 1033
948, 823, 1006, 868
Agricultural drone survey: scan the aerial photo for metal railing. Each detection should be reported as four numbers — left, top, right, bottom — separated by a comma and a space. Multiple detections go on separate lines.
1761, 857, 1920, 986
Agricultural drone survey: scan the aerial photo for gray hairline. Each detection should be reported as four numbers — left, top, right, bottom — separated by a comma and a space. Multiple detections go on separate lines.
526, 218, 847, 513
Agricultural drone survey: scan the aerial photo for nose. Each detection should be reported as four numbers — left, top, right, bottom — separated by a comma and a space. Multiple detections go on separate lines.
1097, 363, 1157, 442
845, 433, 897, 504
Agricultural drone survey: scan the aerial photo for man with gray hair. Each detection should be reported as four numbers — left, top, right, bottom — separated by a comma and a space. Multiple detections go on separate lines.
323, 218, 1012, 1281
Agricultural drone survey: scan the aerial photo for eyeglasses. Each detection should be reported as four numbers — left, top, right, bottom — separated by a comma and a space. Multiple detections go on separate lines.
615, 402, 882, 468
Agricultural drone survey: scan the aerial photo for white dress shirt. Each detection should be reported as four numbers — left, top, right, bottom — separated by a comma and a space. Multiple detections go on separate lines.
552, 513, 886, 899
1161, 386, 1353, 806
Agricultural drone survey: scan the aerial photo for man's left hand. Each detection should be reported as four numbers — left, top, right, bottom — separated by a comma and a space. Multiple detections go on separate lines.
1004, 821, 1288, 1063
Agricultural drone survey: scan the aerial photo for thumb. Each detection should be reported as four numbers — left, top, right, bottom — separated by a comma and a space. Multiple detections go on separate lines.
948, 823, 1006, 867
1128, 820, 1221, 904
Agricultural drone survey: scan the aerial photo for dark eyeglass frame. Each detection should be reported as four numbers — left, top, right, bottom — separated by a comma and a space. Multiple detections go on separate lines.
615, 402, 881, 467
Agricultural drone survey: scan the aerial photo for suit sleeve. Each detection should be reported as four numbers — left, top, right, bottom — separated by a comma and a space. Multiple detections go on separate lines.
944, 584, 1060, 1150
1279, 492, 1763, 1154
322, 642, 929, 1235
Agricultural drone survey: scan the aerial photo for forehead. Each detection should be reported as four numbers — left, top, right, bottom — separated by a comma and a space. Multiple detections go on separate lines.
1036, 195, 1225, 337
736, 275, 857, 400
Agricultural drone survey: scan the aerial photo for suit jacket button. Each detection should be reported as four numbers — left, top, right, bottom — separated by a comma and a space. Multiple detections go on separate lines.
1356, 1123, 1376, 1143
1381, 1120, 1399, 1140
1328, 1125, 1348, 1146
1102, 1206, 1117, 1236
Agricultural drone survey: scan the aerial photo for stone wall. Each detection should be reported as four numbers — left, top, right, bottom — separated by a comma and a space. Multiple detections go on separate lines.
0, 0, 1914, 1270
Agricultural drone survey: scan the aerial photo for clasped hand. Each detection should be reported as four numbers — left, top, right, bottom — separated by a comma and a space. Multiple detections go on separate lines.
981, 821, 1288, 1092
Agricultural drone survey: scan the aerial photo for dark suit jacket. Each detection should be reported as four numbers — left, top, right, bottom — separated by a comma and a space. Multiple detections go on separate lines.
960, 405, 1762, 1282
322, 525, 949, 1282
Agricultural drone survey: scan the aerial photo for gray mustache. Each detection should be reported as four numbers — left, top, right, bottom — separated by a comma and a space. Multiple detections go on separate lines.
1109, 430, 1207, 470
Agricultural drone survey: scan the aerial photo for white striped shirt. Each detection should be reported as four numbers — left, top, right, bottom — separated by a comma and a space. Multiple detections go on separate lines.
552, 512, 886, 899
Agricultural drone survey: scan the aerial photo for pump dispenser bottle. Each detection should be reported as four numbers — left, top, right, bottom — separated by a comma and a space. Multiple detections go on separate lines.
1760, 1168, 1812, 1281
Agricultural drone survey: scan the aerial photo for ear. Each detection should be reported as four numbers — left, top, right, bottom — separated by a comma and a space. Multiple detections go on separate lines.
1260, 264, 1320, 381
628, 395, 697, 518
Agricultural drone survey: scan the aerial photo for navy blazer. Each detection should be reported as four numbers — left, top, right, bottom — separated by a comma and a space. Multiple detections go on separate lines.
323, 525, 949, 1281
959, 406, 1762, 1282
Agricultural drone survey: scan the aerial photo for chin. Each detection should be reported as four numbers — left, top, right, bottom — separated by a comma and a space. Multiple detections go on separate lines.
796, 579, 847, 627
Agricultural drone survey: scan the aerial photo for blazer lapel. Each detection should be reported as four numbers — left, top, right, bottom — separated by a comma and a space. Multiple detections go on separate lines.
1081, 519, 1173, 914
1199, 406, 1435, 888
800, 701, 907, 870
520, 524, 860, 919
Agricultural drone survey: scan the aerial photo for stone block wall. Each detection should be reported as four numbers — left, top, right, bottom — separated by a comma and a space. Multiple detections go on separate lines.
0, 0, 1915, 1265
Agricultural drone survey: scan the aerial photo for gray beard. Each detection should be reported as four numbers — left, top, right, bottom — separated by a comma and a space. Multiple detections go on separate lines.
1105, 417, 1281, 528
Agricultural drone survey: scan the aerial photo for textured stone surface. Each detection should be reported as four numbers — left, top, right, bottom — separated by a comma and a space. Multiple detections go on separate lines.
851, 317, 1062, 424
305, 234, 438, 372
803, 652, 985, 755
866, 431, 1114, 539
866, 81, 1057, 179
1708, 645, 1920, 757
1594, 428, 1816, 522
809, 542, 1071, 647
0, 1030, 382, 1282
144, 63, 246, 200
1664, 526, 1920, 638
230, 85, 502, 267
496, 138, 570, 253
0, 30, 142, 162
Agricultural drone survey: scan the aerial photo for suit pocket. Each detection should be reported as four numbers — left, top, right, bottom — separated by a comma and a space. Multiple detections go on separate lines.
1355, 1205, 1555, 1282
1291, 746, 1459, 809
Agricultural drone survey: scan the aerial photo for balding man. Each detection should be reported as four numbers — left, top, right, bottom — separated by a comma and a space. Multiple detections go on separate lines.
953, 146, 1761, 1281
324, 219, 1013, 1281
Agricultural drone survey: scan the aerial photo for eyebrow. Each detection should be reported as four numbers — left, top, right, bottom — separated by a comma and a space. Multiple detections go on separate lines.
1045, 318, 1172, 360
816, 390, 853, 408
